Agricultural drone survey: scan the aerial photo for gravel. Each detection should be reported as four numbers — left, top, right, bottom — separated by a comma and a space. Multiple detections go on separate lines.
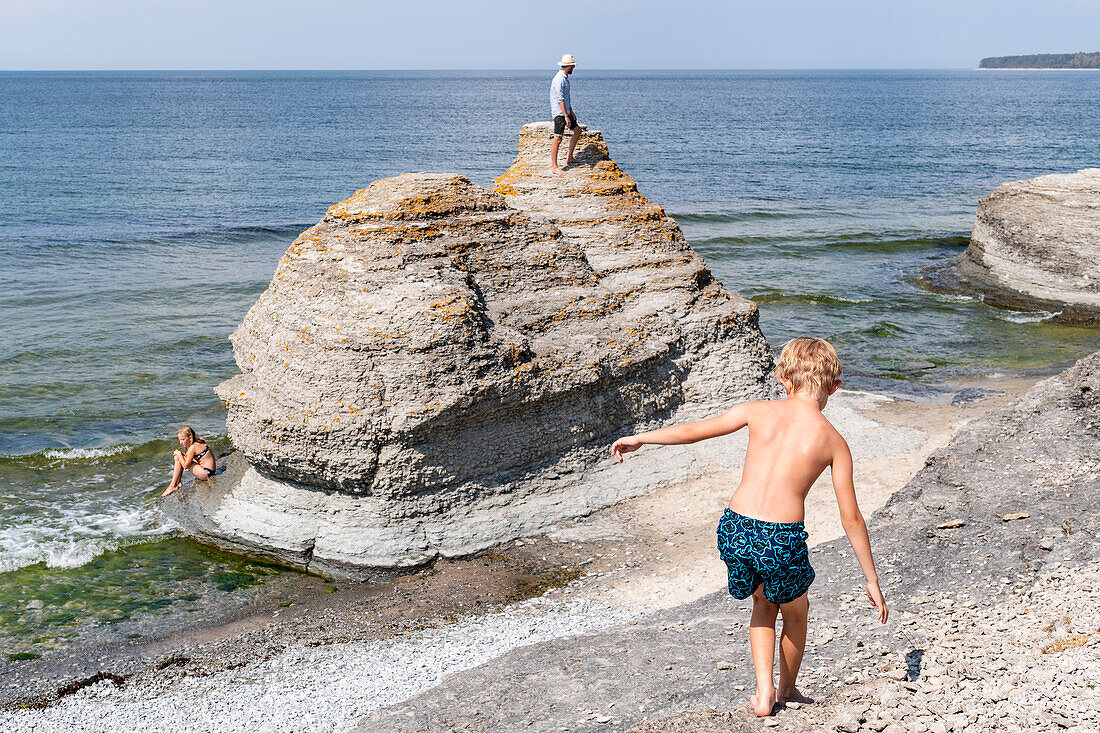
774, 559, 1100, 733
1, 596, 641, 733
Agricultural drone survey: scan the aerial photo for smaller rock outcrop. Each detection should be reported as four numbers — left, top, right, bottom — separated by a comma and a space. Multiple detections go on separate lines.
954, 168, 1100, 321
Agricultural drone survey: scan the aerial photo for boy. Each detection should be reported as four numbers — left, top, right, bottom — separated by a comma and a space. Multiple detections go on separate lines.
610, 337, 888, 717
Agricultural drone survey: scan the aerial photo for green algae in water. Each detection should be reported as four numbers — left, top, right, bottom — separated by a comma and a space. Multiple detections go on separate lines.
211, 570, 261, 593
0, 538, 288, 656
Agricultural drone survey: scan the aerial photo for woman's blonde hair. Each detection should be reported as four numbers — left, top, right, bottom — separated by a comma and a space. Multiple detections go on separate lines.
178, 425, 199, 443
775, 337, 841, 396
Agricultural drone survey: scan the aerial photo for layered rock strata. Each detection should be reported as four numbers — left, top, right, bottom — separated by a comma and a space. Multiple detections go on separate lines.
171, 123, 774, 578
955, 168, 1100, 321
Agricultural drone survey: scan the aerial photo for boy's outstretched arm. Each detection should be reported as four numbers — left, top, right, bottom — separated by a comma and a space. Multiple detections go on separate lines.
831, 438, 889, 624
610, 402, 752, 462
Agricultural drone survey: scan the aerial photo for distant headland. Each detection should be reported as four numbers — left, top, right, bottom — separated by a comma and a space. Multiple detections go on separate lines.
979, 51, 1100, 69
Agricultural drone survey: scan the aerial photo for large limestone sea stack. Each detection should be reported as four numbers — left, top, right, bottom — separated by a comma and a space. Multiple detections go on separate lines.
171, 123, 775, 578
955, 168, 1100, 321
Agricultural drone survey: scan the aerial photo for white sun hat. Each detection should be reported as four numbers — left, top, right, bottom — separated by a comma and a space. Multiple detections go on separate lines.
558, 54, 577, 67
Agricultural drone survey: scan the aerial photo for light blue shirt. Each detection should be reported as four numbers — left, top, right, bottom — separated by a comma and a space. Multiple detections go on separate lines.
550, 70, 571, 118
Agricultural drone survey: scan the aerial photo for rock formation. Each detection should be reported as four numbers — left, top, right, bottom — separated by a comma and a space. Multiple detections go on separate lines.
955, 168, 1100, 321
169, 122, 775, 578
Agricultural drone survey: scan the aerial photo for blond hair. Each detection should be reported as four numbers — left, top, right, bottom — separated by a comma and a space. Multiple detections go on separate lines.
178, 425, 199, 443
775, 337, 841, 396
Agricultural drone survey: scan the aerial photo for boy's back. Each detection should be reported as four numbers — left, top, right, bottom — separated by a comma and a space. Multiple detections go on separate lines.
610, 336, 886, 717
729, 398, 844, 524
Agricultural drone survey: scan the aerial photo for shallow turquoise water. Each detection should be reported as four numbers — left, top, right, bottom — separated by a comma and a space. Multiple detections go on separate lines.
0, 538, 283, 658
1, 70, 1099, 653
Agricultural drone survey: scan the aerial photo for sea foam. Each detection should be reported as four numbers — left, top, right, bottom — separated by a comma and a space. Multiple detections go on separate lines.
0, 504, 175, 573
42, 445, 134, 461
994, 309, 1061, 324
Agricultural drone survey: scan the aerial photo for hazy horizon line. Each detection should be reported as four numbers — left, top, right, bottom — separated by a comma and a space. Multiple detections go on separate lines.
1, 66, 1021, 73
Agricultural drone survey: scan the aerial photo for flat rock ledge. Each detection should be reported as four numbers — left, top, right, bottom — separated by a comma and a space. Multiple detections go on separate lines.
357, 349, 1100, 732
953, 168, 1100, 322
166, 122, 775, 579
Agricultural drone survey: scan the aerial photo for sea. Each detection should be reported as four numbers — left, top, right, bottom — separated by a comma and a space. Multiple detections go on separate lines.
2, 69, 1099, 660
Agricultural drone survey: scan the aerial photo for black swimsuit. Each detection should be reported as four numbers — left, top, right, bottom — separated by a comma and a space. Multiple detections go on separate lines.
193, 446, 215, 478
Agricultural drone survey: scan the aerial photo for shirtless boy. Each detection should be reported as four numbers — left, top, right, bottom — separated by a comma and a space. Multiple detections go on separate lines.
610, 337, 888, 717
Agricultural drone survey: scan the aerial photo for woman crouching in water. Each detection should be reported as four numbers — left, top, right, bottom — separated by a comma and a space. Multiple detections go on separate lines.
162, 425, 216, 496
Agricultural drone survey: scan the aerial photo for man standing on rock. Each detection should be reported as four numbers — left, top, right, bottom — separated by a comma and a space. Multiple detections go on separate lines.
550, 54, 580, 175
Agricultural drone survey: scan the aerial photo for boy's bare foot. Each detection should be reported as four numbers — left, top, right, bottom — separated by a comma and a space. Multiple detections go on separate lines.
565, 158, 579, 165
750, 689, 777, 717
778, 687, 815, 705
161, 484, 180, 497
551, 167, 566, 175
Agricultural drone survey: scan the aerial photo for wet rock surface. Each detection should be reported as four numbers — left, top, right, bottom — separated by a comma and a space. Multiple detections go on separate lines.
169, 124, 774, 577
949, 387, 1002, 406
357, 351, 1100, 732
954, 168, 1100, 322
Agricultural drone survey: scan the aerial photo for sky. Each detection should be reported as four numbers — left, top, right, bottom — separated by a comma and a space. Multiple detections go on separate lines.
3, 0, 1100, 70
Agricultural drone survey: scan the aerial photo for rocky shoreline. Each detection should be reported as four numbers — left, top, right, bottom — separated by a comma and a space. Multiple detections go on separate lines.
2, 373, 1069, 732
355, 351, 1100, 732
629, 558, 1100, 733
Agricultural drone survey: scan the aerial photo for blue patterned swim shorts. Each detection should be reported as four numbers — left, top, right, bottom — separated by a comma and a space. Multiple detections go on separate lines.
716, 508, 815, 604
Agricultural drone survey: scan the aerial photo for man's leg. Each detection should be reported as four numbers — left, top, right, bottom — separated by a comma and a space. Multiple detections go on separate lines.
566, 120, 581, 164
748, 584, 779, 716
550, 135, 564, 174
777, 592, 814, 704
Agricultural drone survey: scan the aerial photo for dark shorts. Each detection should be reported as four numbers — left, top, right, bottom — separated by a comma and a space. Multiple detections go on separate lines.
553, 113, 577, 136
717, 508, 815, 604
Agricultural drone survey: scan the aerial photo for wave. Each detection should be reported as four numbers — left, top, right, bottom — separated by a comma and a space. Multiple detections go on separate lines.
691, 232, 968, 256
749, 291, 875, 307
932, 291, 984, 304
106, 223, 311, 247
0, 505, 176, 573
0, 438, 183, 468
0, 222, 310, 251
863, 322, 906, 338
0, 434, 208, 573
42, 445, 135, 461
670, 210, 813, 224
993, 309, 1062, 324
693, 233, 808, 247
825, 320, 909, 340
802, 234, 969, 253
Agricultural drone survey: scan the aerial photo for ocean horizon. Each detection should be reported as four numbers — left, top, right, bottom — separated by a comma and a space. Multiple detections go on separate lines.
7, 65, 1100, 71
